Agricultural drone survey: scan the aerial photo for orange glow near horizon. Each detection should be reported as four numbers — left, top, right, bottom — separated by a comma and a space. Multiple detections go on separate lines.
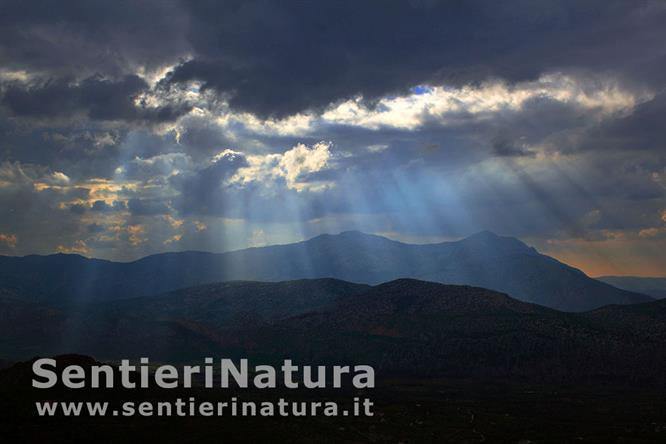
538, 238, 666, 278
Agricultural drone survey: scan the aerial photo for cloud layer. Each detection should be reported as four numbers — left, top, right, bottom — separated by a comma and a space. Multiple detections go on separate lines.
0, 0, 665, 276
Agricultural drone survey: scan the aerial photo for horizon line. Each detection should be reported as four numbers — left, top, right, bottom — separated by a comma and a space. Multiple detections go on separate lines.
2, 230, 665, 279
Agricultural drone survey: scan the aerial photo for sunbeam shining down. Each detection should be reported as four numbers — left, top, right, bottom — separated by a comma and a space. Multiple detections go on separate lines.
2, 1, 666, 442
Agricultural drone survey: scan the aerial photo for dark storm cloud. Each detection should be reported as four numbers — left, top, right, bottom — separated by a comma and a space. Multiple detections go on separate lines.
86, 223, 105, 234
127, 198, 171, 216
173, 114, 236, 156
0, 0, 188, 77
164, 0, 666, 117
492, 138, 536, 158
171, 150, 248, 216
1, 75, 191, 123
583, 92, 666, 153
68, 204, 86, 215
0, 163, 92, 254
0, 0, 664, 121
90, 199, 125, 212
119, 152, 192, 181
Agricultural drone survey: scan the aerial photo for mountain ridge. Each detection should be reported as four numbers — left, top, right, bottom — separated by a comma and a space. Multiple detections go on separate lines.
597, 276, 666, 299
0, 231, 651, 311
0, 230, 532, 261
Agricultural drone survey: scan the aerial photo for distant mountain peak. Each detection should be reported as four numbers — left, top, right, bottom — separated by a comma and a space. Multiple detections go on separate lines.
311, 230, 400, 244
458, 230, 536, 256
337, 230, 369, 237
473, 229, 499, 236
464, 230, 504, 241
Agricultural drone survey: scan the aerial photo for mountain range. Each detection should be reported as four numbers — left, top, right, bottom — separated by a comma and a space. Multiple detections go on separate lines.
0, 231, 651, 312
597, 276, 666, 299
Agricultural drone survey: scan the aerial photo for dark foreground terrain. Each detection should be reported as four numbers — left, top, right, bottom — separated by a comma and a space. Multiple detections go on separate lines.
3, 278, 666, 383
3, 278, 666, 442
1, 357, 665, 444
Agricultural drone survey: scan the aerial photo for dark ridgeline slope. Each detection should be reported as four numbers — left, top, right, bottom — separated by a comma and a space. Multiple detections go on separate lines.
584, 297, 666, 339
597, 276, 666, 299
256, 279, 664, 381
0, 290, 67, 358
1, 278, 664, 383
0, 231, 651, 311
103, 278, 371, 327
0, 279, 370, 361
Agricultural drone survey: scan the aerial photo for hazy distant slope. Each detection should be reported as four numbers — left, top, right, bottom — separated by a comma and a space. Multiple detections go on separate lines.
0, 231, 651, 311
597, 276, 666, 299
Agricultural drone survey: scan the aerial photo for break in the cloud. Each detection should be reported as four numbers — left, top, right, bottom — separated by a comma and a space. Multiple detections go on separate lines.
0, 0, 665, 276
231, 141, 333, 192
0, 233, 17, 248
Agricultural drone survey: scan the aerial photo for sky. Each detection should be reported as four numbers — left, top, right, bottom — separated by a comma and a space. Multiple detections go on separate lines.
0, 0, 665, 277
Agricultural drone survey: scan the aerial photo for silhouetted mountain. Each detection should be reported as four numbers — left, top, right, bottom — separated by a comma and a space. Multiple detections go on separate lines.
0, 231, 651, 311
597, 276, 666, 299
1, 278, 664, 383
259, 279, 665, 381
